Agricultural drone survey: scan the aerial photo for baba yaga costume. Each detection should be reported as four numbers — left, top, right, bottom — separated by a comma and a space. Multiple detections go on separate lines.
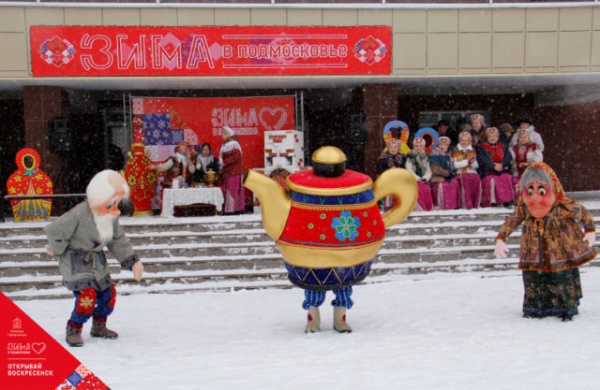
243, 147, 417, 333
45, 170, 144, 346
219, 126, 246, 214
429, 136, 461, 210
495, 162, 597, 321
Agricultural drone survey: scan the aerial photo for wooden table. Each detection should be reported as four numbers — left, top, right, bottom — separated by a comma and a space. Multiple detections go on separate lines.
160, 187, 224, 217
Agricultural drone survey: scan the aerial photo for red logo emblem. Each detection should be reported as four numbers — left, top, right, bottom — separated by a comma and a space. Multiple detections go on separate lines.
38, 36, 75, 67
353, 35, 387, 65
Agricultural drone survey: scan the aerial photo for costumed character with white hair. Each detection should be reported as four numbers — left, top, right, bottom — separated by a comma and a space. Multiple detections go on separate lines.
495, 162, 596, 320
45, 170, 144, 347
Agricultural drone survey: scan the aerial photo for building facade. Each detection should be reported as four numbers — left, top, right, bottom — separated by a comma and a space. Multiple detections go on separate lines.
1, 2, 599, 214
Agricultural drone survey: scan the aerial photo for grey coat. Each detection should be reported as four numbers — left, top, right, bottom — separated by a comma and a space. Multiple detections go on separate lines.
45, 202, 139, 291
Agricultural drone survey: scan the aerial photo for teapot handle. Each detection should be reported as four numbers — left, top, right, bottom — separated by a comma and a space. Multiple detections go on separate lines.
372, 168, 418, 228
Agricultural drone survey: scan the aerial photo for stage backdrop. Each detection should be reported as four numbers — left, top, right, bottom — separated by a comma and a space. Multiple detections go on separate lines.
131, 96, 296, 170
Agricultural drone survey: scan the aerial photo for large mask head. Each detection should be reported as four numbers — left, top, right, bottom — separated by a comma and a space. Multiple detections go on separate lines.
520, 162, 565, 219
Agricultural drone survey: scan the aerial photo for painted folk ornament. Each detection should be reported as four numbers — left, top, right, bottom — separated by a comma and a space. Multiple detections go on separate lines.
123, 143, 157, 216
6, 148, 53, 221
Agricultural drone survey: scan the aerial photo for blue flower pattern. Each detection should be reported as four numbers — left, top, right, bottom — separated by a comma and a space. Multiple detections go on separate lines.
331, 211, 360, 241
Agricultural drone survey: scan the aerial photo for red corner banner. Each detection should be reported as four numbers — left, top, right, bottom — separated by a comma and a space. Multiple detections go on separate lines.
0, 293, 109, 389
30, 25, 391, 77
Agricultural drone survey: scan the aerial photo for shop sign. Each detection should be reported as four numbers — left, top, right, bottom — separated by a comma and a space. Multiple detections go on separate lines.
132, 95, 296, 170
30, 26, 391, 77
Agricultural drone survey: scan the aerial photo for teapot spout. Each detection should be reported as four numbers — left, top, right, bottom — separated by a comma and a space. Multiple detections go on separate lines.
243, 169, 292, 241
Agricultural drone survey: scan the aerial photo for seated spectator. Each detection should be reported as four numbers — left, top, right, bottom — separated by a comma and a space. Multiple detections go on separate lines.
477, 127, 514, 207
377, 138, 405, 211
452, 131, 481, 209
430, 136, 461, 210
470, 114, 487, 147
510, 116, 544, 152
405, 137, 433, 211
510, 128, 543, 197
498, 122, 515, 145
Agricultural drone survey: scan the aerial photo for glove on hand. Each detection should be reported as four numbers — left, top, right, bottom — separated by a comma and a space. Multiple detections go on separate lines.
494, 240, 509, 259
584, 232, 596, 247
132, 261, 144, 282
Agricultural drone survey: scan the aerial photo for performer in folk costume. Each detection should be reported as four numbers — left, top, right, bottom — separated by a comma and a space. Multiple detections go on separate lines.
509, 116, 544, 152
429, 136, 461, 210
219, 126, 246, 214
405, 137, 433, 211
452, 131, 482, 209
45, 170, 144, 347
152, 141, 196, 188
510, 128, 543, 198
494, 162, 597, 321
376, 138, 405, 211
477, 127, 515, 207
192, 142, 220, 185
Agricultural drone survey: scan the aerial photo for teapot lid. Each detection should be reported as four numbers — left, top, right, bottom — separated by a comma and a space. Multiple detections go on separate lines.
287, 169, 372, 196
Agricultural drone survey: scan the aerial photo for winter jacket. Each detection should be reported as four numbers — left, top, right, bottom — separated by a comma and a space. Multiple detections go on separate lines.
45, 202, 139, 291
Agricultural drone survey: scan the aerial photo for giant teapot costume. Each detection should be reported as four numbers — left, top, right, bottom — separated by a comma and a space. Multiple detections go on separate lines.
244, 146, 417, 332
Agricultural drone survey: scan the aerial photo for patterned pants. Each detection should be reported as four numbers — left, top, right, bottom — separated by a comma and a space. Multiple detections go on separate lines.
67, 284, 117, 330
302, 286, 353, 310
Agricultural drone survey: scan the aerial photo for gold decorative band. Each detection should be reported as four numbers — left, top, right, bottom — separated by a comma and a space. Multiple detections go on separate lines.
286, 179, 373, 196
276, 240, 384, 268
290, 200, 377, 211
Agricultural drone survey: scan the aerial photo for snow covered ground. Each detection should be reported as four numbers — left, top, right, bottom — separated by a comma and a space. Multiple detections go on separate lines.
16, 267, 600, 390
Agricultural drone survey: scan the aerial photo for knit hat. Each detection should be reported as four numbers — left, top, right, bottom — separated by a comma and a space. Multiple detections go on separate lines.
222, 126, 235, 138
486, 127, 499, 137
438, 136, 451, 145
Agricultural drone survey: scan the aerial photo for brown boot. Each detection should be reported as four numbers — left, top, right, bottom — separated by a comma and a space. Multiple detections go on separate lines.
333, 307, 352, 333
304, 306, 321, 333
66, 327, 84, 347
90, 321, 119, 339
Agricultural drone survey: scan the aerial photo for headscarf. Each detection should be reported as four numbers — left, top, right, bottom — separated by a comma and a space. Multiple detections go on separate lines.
522, 162, 567, 204
432, 136, 451, 156
430, 136, 452, 175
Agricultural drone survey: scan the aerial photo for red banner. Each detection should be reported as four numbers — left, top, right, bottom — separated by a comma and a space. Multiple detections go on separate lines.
132, 95, 296, 170
0, 292, 109, 389
30, 26, 391, 77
